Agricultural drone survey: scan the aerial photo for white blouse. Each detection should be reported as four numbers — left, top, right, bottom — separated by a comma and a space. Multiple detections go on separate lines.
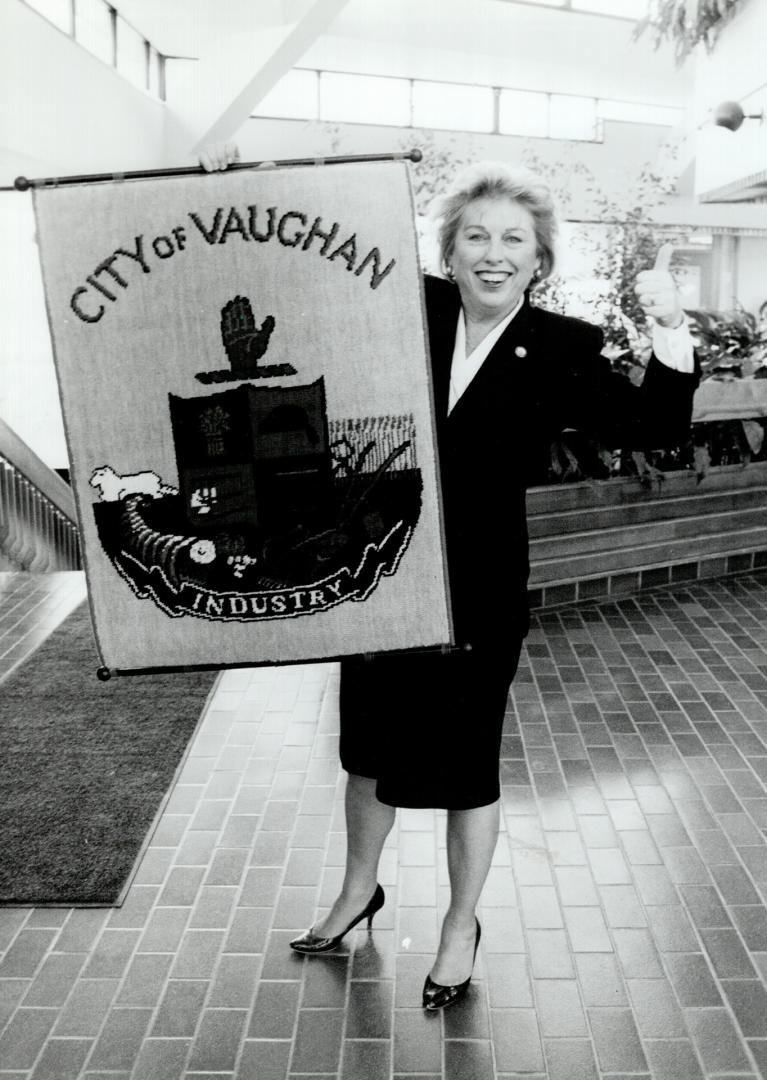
447, 299, 523, 414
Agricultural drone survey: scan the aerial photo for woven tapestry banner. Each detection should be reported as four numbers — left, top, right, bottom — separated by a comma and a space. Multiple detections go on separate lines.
34, 162, 452, 671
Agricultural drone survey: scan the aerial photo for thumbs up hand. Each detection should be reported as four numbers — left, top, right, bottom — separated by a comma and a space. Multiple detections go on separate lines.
634, 242, 684, 328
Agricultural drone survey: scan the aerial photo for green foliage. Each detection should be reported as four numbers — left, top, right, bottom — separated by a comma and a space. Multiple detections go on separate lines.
586, 159, 681, 368
634, 0, 745, 65
545, 418, 767, 486
690, 418, 767, 482
686, 305, 767, 378
521, 148, 682, 372
400, 128, 476, 216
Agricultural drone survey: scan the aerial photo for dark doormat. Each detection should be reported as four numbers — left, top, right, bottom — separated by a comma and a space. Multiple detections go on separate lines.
0, 602, 216, 906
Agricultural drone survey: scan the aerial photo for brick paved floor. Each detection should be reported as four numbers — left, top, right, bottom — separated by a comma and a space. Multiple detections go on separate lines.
1, 569, 767, 1078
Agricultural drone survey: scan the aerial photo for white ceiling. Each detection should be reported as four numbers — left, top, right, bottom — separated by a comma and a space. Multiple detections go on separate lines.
112, 0, 692, 108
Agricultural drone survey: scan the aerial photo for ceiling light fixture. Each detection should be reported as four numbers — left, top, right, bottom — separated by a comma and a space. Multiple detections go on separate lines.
712, 100, 763, 131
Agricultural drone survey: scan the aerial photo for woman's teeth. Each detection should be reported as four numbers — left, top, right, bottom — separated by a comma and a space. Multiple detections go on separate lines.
477, 272, 509, 283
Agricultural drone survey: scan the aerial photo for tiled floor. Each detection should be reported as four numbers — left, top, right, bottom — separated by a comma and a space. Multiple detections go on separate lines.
1, 569, 767, 1078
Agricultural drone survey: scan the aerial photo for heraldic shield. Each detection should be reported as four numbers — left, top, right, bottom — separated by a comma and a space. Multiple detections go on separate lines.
32, 161, 453, 671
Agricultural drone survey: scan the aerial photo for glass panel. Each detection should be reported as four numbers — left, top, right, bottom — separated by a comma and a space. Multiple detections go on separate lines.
499, 88, 550, 137
574, 0, 649, 16
319, 72, 410, 126
76, 0, 113, 65
412, 80, 493, 133
549, 94, 596, 139
116, 16, 147, 88
598, 99, 683, 126
24, 0, 72, 33
252, 68, 318, 120
148, 46, 162, 98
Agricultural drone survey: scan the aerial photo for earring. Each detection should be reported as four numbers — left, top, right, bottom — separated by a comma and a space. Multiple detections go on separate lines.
445, 264, 455, 282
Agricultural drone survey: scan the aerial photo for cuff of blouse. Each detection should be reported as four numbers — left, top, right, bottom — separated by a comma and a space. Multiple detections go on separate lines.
651, 315, 695, 374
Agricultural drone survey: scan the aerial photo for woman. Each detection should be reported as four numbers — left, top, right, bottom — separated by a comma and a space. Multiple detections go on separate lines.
201, 148, 698, 1009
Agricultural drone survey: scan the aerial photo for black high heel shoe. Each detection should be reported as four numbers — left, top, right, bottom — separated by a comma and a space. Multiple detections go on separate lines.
422, 918, 481, 1011
289, 884, 385, 954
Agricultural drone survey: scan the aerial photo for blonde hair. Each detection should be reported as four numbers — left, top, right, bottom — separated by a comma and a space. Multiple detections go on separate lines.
431, 161, 557, 282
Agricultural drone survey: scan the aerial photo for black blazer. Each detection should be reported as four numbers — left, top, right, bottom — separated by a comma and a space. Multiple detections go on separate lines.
423, 274, 699, 644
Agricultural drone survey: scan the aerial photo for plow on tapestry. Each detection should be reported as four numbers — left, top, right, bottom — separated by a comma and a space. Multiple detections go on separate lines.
33, 161, 452, 671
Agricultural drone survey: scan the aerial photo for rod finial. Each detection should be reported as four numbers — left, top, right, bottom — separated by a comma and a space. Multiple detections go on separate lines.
409, 148, 423, 163
96, 666, 112, 682
14, 176, 30, 191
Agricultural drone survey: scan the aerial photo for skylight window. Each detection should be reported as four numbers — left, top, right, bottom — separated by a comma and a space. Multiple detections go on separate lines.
76, 0, 114, 66
412, 81, 494, 133
493, 0, 649, 17
320, 72, 411, 126
23, 0, 71, 33
253, 67, 680, 143
22, 0, 166, 98
499, 89, 550, 137
253, 69, 318, 121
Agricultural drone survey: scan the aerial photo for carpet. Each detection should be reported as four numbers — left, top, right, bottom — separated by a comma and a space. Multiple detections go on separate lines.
0, 602, 215, 905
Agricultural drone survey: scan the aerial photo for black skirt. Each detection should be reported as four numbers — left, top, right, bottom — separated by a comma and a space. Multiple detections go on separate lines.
339, 637, 523, 810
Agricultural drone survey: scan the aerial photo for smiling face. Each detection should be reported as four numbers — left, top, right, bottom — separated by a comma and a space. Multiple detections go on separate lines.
449, 196, 541, 324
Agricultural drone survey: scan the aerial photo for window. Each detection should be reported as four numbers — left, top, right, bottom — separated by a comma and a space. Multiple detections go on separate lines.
116, 16, 147, 89
253, 68, 318, 120
148, 46, 162, 98
572, 0, 649, 16
22, 0, 165, 98
320, 72, 410, 126
251, 65, 679, 144
24, 0, 72, 33
76, 0, 114, 66
549, 94, 597, 139
499, 89, 550, 137
412, 80, 493, 133
495, 0, 648, 15
598, 99, 682, 127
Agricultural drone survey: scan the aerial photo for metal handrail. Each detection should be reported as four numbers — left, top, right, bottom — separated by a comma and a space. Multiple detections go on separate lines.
0, 417, 81, 571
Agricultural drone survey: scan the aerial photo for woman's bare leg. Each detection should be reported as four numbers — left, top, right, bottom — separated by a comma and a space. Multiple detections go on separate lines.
429, 798, 500, 984
311, 772, 396, 937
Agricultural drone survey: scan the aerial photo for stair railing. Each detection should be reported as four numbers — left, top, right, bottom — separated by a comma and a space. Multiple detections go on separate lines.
0, 416, 81, 571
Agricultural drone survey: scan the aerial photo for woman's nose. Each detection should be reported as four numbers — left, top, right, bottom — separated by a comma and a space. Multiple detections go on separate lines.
485, 237, 505, 262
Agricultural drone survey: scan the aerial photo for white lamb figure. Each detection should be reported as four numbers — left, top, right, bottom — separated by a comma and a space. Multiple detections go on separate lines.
89, 465, 178, 502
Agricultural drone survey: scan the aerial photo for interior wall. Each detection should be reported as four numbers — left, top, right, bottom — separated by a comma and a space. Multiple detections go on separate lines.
693, 0, 767, 197
0, 0, 186, 469
0, 193, 69, 467
0, 0, 176, 180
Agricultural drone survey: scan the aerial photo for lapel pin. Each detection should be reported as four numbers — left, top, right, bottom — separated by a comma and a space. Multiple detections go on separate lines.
515, 345, 527, 358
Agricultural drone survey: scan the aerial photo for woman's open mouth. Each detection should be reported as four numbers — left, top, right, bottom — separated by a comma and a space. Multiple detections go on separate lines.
476, 271, 511, 288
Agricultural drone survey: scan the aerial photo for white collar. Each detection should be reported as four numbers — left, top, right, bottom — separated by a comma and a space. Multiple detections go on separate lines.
448, 297, 524, 414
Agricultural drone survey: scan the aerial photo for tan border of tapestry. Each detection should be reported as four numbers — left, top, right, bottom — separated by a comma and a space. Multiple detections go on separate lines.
33, 161, 452, 671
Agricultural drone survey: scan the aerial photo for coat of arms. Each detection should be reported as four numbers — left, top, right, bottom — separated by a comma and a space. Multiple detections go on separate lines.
89, 298, 422, 622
